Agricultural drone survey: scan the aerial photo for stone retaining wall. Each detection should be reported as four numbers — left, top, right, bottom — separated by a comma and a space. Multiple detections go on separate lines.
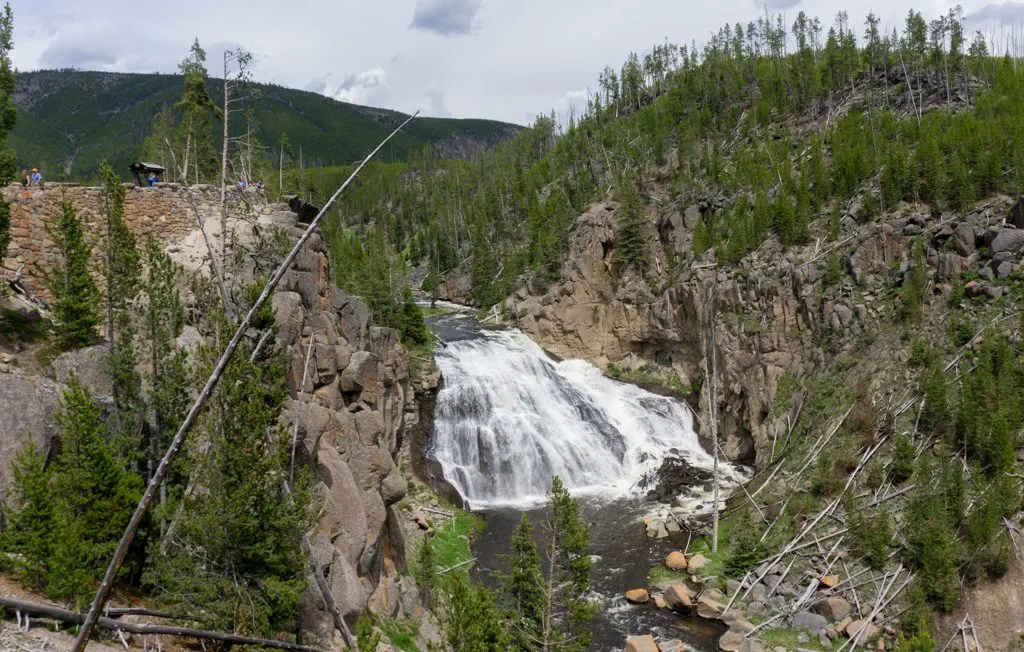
2, 183, 232, 298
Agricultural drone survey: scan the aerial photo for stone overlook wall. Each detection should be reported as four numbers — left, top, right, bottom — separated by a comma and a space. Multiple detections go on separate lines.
2, 183, 226, 298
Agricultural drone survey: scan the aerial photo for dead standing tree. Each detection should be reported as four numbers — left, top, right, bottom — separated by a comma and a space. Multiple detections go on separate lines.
71, 112, 420, 652
220, 48, 255, 268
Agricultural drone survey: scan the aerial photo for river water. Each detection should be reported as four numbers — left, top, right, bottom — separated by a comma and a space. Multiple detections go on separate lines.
424, 309, 737, 650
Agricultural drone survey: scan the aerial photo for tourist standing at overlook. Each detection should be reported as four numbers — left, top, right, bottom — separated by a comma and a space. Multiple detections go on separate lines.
29, 167, 41, 185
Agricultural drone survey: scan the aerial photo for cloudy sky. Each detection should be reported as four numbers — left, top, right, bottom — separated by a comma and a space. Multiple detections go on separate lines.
11, 0, 1024, 125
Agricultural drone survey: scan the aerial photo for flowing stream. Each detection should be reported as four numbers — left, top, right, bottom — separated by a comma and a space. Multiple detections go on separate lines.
425, 310, 742, 650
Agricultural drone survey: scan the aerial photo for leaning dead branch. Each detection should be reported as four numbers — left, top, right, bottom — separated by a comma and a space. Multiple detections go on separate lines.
72, 113, 420, 652
0, 596, 322, 651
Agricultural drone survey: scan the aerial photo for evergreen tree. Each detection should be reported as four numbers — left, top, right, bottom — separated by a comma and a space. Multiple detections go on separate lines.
904, 456, 960, 611
0, 3, 16, 272
612, 172, 649, 274
47, 200, 102, 349
101, 162, 144, 465
142, 236, 189, 516
446, 575, 508, 651
176, 39, 219, 183
46, 375, 144, 607
539, 477, 596, 651
1, 442, 54, 591
146, 308, 311, 635
498, 513, 546, 649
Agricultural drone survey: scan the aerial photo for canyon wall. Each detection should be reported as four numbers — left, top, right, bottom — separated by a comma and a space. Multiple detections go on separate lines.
506, 197, 1017, 467
1, 187, 422, 645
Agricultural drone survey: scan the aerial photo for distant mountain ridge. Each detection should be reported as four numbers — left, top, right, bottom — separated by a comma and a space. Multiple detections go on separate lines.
10, 69, 522, 180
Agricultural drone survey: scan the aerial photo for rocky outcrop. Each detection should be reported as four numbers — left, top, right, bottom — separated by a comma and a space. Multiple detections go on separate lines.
509, 197, 1022, 466
248, 214, 414, 641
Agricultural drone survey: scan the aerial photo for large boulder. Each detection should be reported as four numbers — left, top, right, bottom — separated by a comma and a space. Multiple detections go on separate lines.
845, 619, 881, 641
793, 610, 829, 632
51, 343, 113, 398
719, 631, 744, 652
0, 375, 62, 499
665, 551, 688, 570
687, 553, 710, 573
625, 635, 660, 652
663, 583, 692, 611
812, 596, 852, 622
625, 588, 650, 604
953, 222, 976, 256
990, 229, 1024, 255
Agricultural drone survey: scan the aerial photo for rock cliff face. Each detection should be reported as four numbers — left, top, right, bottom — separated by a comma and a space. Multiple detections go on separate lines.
176, 205, 419, 639
508, 196, 1021, 466
0, 188, 420, 642
272, 241, 417, 637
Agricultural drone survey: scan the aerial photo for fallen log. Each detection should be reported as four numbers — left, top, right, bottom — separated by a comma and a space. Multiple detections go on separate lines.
0, 596, 324, 651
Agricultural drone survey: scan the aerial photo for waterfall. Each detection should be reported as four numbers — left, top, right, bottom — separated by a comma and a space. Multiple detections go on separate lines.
430, 325, 738, 509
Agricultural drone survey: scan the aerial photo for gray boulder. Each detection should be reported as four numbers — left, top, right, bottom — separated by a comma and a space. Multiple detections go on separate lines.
953, 222, 976, 256
0, 375, 62, 499
51, 343, 113, 398
812, 596, 853, 622
990, 229, 1024, 254
793, 610, 829, 632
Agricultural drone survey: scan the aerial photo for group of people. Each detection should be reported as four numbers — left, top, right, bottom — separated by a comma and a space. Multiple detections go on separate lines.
20, 168, 42, 186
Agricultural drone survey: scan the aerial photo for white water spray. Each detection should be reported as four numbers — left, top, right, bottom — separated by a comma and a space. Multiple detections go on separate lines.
430, 327, 743, 509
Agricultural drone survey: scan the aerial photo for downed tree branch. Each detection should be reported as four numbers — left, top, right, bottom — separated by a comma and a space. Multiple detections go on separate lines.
0, 596, 322, 651
72, 113, 420, 652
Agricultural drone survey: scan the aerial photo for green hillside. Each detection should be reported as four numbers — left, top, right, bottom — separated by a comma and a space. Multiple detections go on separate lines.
9, 69, 521, 181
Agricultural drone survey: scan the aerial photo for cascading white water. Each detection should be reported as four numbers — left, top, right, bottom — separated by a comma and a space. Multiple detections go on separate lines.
430, 325, 742, 509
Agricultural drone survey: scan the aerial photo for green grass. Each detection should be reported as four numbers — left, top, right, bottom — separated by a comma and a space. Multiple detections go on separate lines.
380, 619, 421, 652
420, 305, 459, 318
647, 564, 689, 588
605, 362, 698, 396
760, 627, 830, 650
432, 502, 486, 573
685, 539, 731, 582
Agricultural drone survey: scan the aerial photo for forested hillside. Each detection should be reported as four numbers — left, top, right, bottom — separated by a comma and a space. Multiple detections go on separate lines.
317, 8, 1019, 311
317, 7, 1024, 646
10, 69, 520, 180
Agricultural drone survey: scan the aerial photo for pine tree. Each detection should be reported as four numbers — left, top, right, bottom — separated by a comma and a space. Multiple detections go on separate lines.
0, 3, 16, 272
612, 172, 649, 274
47, 200, 102, 349
540, 477, 596, 651
499, 513, 546, 649
142, 236, 189, 521
1, 442, 54, 591
176, 39, 219, 183
446, 575, 508, 651
101, 162, 144, 465
47, 375, 143, 607
146, 316, 311, 635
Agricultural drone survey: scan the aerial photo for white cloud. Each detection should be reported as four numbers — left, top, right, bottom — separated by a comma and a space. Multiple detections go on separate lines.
321, 67, 389, 106
7, 0, 994, 125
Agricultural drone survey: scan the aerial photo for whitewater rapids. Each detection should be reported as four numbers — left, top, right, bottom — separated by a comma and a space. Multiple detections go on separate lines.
429, 326, 744, 509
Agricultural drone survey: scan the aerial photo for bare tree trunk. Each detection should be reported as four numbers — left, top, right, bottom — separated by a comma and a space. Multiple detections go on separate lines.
220, 54, 231, 270
543, 518, 558, 652
72, 112, 419, 652
707, 285, 721, 552
0, 596, 324, 652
